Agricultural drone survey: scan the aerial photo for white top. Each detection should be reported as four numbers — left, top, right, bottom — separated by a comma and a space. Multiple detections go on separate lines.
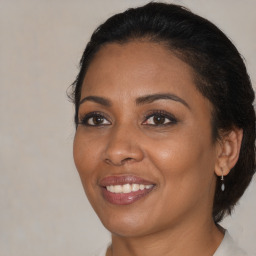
213, 231, 248, 256
93, 231, 248, 256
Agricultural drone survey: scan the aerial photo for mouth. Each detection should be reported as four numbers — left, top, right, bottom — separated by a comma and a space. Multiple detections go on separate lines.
99, 175, 156, 205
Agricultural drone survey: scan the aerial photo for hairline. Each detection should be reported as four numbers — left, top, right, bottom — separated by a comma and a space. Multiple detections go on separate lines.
77, 36, 220, 142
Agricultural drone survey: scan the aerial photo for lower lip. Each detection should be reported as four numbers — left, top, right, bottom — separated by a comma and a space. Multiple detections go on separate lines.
101, 186, 155, 205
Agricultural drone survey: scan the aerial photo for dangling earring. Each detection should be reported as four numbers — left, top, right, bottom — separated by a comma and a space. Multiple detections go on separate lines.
221, 170, 225, 192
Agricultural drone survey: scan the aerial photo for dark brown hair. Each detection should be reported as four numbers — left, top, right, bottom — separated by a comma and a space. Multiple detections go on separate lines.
69, 2, 255, 222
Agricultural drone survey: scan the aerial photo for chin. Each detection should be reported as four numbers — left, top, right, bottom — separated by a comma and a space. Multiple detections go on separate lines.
104, 222, 150, 238
97, 208, 154, 237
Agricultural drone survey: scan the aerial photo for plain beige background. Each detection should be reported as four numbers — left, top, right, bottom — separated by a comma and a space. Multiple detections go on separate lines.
1, 0, 255, 255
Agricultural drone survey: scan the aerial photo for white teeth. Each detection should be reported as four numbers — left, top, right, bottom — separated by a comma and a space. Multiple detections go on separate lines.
114, 185, 122, 193
106, 184, 154, 193
139, 184, 145, 190
123, 184, 132, 193
132, 184, 140, 192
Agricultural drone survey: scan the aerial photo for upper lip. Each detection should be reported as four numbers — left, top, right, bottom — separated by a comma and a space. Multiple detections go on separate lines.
99, 175, 155, 187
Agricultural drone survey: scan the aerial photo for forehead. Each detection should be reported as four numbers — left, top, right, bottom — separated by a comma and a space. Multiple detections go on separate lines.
81, 41, 202, 105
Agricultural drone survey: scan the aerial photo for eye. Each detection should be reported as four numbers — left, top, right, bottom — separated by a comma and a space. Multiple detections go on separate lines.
143, 111, 177, 126
78, 112, 111, 126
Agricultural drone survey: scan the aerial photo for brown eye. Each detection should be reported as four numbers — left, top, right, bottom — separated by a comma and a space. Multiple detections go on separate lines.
79, 112, 111, 126
87, 115, 110, 126
143, 112, 177, 126
153, 115, 166, 125
92, 116, 104, 125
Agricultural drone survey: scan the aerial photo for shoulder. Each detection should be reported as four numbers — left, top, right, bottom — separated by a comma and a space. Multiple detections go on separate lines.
214, 230, 251, 256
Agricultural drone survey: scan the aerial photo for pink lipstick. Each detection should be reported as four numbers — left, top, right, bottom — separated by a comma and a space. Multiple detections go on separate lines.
100, 175, 155, 205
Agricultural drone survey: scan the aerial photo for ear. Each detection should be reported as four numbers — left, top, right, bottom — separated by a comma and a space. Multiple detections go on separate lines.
215, 128, 243, 177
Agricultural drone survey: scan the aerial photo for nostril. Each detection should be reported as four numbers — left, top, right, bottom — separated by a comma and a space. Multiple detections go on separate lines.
121, 157, 134, 164
104, 157, 134, 166
105, 159, 112, 165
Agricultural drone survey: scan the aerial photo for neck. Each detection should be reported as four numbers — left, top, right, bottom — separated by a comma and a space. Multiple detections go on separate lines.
107, 218, 224, 256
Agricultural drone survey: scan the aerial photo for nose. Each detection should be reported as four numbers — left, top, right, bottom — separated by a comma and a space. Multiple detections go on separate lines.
103, 125, 144, 166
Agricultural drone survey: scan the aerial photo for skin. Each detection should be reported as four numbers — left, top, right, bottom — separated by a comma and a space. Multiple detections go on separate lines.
73, 41, 242, 256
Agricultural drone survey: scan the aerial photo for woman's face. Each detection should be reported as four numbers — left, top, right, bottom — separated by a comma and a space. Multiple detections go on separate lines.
73, 41, 218, 237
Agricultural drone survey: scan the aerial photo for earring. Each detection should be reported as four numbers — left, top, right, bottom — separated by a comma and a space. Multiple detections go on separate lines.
221, 170, 225, 192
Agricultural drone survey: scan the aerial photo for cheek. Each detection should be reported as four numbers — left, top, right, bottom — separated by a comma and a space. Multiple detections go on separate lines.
73, 131, 107, 214
73, 131, 101, 188
143, 132, 216, 224
147, 128, 216, 191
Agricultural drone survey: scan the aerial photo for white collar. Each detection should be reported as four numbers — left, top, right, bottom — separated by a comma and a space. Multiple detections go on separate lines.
94, 230, 248, 256
213, 230, 247, 256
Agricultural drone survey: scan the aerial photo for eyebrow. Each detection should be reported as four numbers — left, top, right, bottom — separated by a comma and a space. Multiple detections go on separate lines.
136, 93, 190, 109
79, 93, 190, 109
79, 96, 111, 107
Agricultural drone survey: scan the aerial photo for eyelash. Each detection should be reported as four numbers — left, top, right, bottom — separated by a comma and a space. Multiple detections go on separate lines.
78, 110, 177, 127
78, 111, 111, 126
142, 110, 177, 126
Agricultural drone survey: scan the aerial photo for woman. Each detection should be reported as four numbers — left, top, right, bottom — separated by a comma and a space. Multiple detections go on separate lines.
69, 2, 255, 256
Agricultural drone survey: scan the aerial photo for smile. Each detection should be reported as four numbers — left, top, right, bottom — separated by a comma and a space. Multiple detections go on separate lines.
106, 184, 154, 193
100, 175, 156, 205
